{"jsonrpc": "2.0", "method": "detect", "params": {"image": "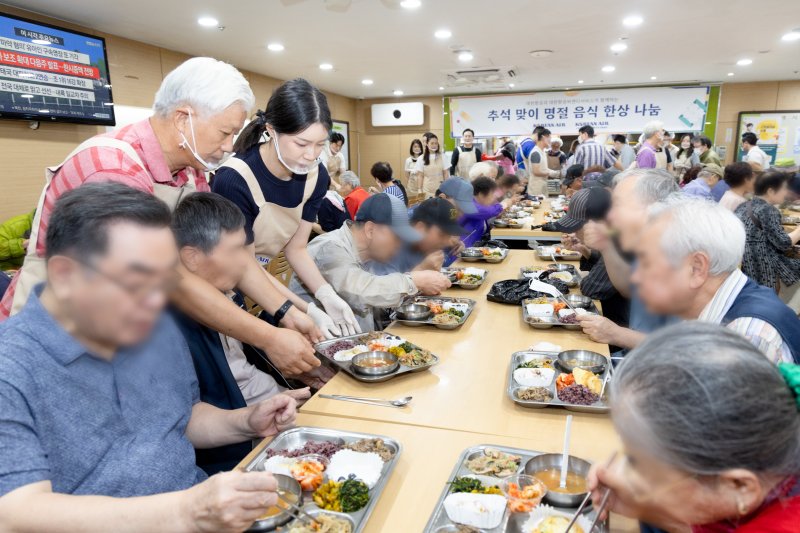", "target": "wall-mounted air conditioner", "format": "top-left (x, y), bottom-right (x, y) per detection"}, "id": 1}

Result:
top-left (371, 102), bottom-right (424, 127)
